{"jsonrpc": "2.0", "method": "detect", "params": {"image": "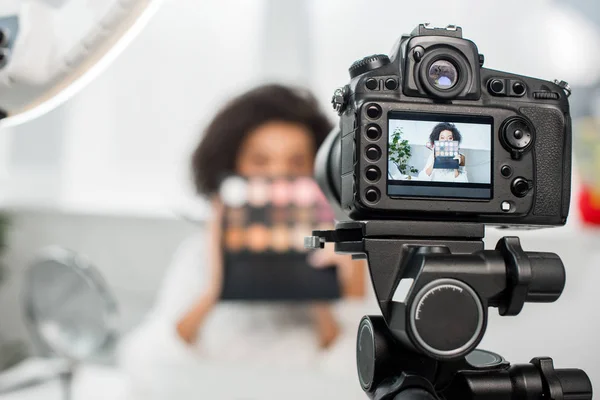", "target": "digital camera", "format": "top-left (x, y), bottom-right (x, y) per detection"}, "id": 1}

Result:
top-left (316, 24), bottom-right (572, 226)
